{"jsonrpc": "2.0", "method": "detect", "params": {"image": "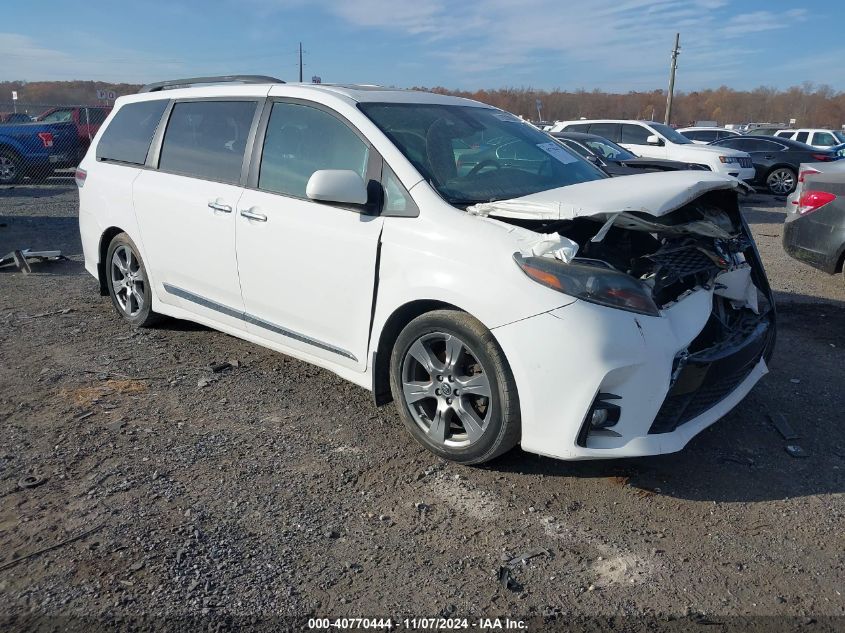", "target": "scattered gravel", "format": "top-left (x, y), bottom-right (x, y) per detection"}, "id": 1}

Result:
top-left (1, 183), bottom-right (844, 628)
